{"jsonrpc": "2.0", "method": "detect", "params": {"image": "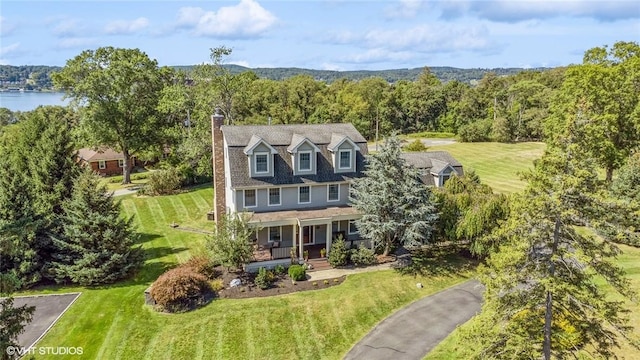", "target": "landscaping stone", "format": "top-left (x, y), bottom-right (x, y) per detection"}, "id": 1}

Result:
top-left (144, 287), bottom-right (155, 305)
top-left (230, 278), bottom-right (242, 287)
